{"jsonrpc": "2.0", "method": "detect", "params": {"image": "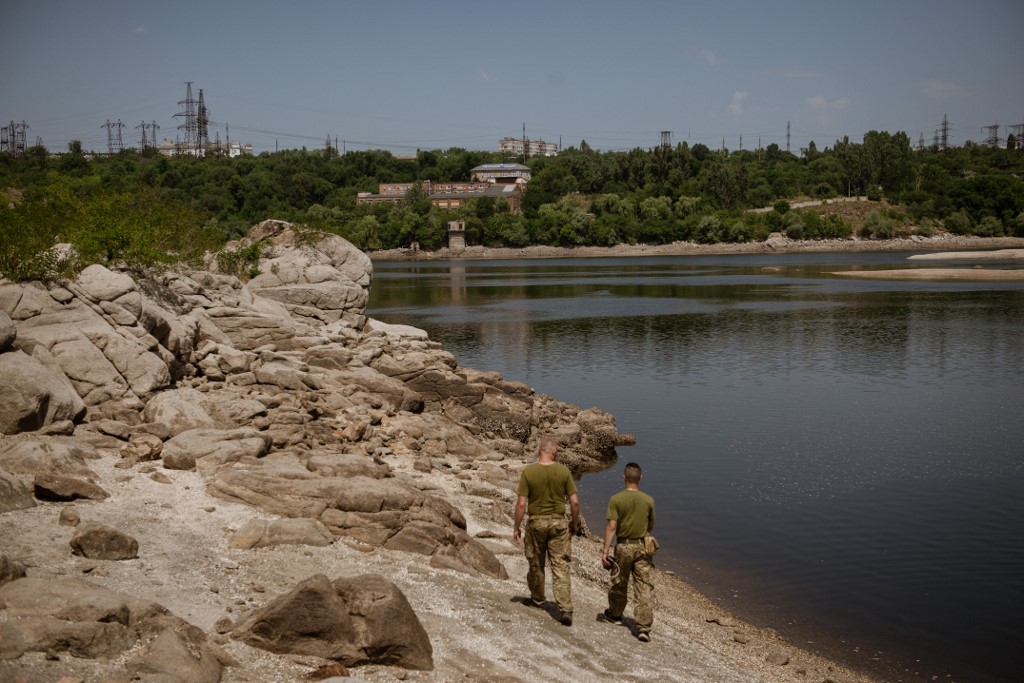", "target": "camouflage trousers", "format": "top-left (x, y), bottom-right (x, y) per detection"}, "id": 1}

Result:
top-left (524, 516), bottom-right (573, 614)
top-left (608, 541), bottom-right (654, 630)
